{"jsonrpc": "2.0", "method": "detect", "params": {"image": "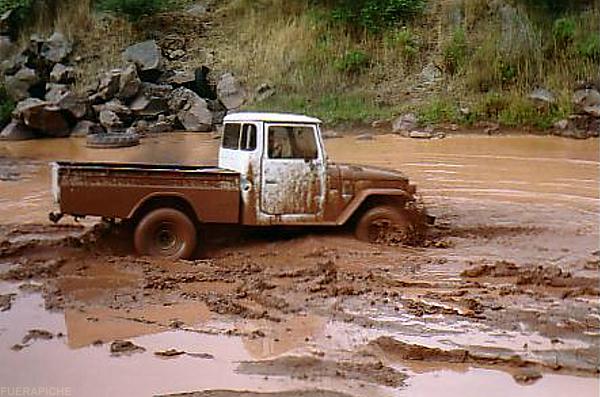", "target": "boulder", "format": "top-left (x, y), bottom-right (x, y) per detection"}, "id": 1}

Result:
top-left (163, 69), bottom-right (195, 87)
top-left (1, 52), bottom-right (26, 75)
top-left (49, 63), bottom-right (75, 84)
top-left (40, 32), bottom-right (72, 63)
top-left (71, 120), bottom-right (103, 137)
top-left (55, 91), bottom-right (88, 120)
top-left (45, 83), bottom-right (69, 102)
top-left (118, 63), bottom-right (142, 101)
top-left (14, 98), bottom-right (70, 137)
top-left (168, 87), bottom-right (212, 132)
top-left (409, 130), bottom-right (434, 139)
top-left (147, 115), bottom-right (175, 133)
top-left (4, 67), bottom-right (39, 101)
top-left (553, 119), bottom-right (569, 130)
top-left (0, 35), bottom-right (14, 60)
top-left (392, 113), bottom-right (417, 133)
top-left (573, 89), bottom-right (600, 109)
top-left (94, 69), bottom-right (121, 101)
top-left (122, 40), bottom-right (162, 81)
top-left (94, 99), bottom-right (131, 119)
top-left (130, 94), bottom-right (168, 117)
top-left (99, 110), bottom-right (122, 131)
top-left (216, 72), bottom-right (246, 110)
top-left (529, 88), bottom-right (556, 106)
top-left (584, 105), bottom-right (600, 118)
top-left (0, 120), bottom-right (38, 141)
